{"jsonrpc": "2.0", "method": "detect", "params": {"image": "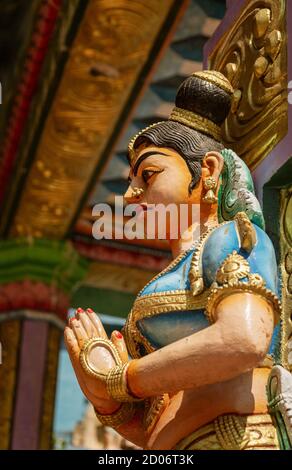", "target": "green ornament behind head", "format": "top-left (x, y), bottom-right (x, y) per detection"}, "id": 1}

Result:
top-left (218, 148), bottom-right (265, 230)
